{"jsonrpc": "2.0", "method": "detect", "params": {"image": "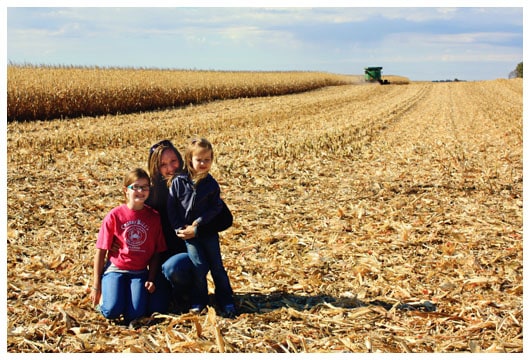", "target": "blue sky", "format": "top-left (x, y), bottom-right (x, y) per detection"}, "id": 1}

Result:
top-left (2, 1), bottom-right (525, 81)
